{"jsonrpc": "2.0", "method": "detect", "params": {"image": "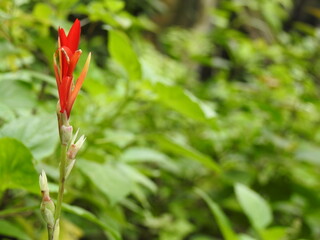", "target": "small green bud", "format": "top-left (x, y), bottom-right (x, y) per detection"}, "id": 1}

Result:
top-left (65, 159), bottom-right (76, 179)
top-left (67, 128), bottom-right (86, 159)
top-left (40, 197), bottom-right (55, 229)
top-left (53, 219), bottom-right (60, 240)
top-left (39, 170), bottom-right (49, 194)
top-left (61, 125), bottom-right (73, 145)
